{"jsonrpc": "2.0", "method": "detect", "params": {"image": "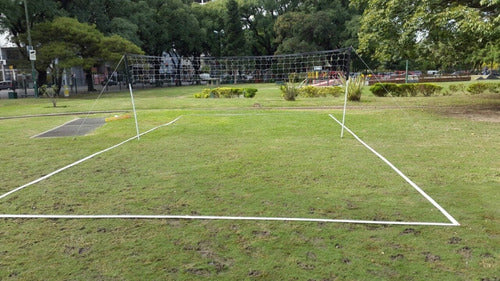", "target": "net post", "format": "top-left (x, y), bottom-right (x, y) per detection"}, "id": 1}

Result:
top-left (340, 47), bottom-right (352, 138)
top-left (124, 54), bottom-right (140, 140)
